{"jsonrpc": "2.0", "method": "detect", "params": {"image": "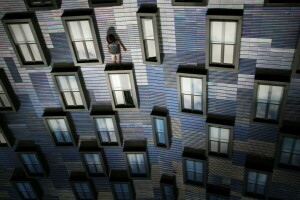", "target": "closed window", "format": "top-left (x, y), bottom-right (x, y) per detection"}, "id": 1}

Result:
top-left (255, 84), bottom-right (284, 121)
top-left (113, 183), bottom-right (131, 200)
top-left (94, 118), bottom-right (117, 144)
top-left (73, 183), bottom-right (93, 200)
top-left (246, 171), bottom-right (268, 196)
top-left (20, 154), bottom-right (43, 175)
top-left (0, 84), bottom-right (11, 110)
top-left (180, 77), bottom-right (203, 112)
top-left (279, 137), bottom-right (300, 167)
top-left (127, 154), bottom-right (146, 176)
top-left (16, 182), bottom-right (37, 200)
top-left (47, 118), bottom-right (72, 145)
top-left (141, 18), bottom-right (156, 62)
top-left (185, 159), bottom-right (203, 184)
top-left (153, 118), bottom-right (166, 146)
top-left (210, 21), bottom-right (237, 66)
top-left (109, 74), bottom-right (134, 108)
top-left (56, 76), bottom-right (84, 108)
top-left (83, 153), bottom-right (104, 175)
top-left (208, 126), bottom-right (230, 156)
